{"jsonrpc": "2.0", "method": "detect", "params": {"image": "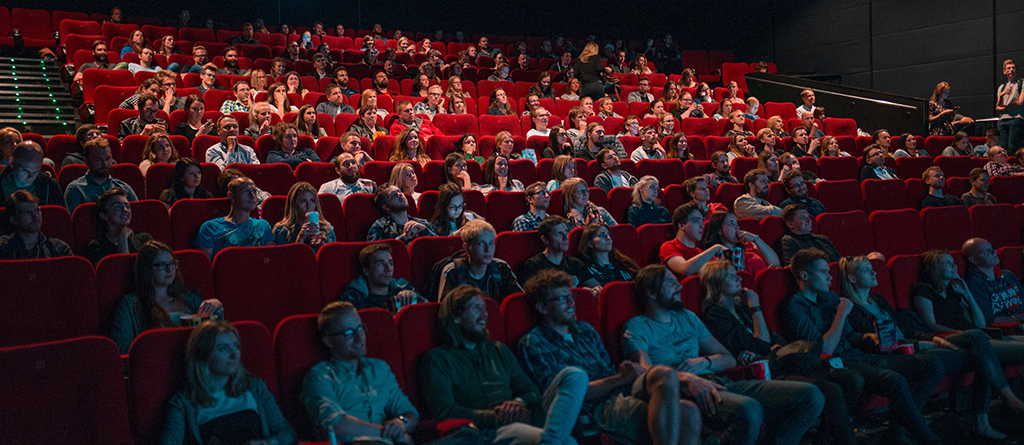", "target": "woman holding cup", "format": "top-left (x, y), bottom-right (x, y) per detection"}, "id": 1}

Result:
top-left (273, 182), bottom-right (336, 251)
top-left (699, 260), bottom-right (859, 445)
